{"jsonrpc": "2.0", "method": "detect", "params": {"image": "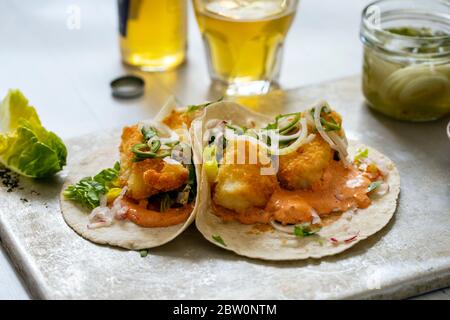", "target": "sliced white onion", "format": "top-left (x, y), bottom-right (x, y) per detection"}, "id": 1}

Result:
top-left (276, 127), bottom-right (303, 142)
top-left (270, 221), bottom-right (296, 234)
top-left (163, 157), bottom-right (182, 165)
top-left (139, 119), bottom-right (179, 142)
top-left (372, 182), bottom-right (389, 197)
top-left (313, 102), bottom-right (337, 148)
top-left (87, 187), bottom-right (128, 229)
top-left (312, 102), bottom-right (350, 166)
top-left (176, 189), bottom-right (190, 205)
top-left (87, 206), bottom-right (113, 229)
top-left (225, 118), bottom-right (315, 157)
top-left (328, 131), bottom-right (349, 159)
top-left (171, 149), bottom-right (183, 163)
top-left (311, 209), bottom-right (321, 225)
top-left (304, 111), bottom-right (315, 127)
top-left (159, 144), bottom-right (172, 150)
top-left (277, 115), bottom-right (299, 132)
top-left (111, 187), bottom-right (129, 220)
top-left (271, 118), bottom-right (311, 155)
top-left (87, 221), bottom-right (113, 229)
top-left (276, 134), bottom-right (316, 156)
top-left (159, 137), bottom-right (178, 145)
